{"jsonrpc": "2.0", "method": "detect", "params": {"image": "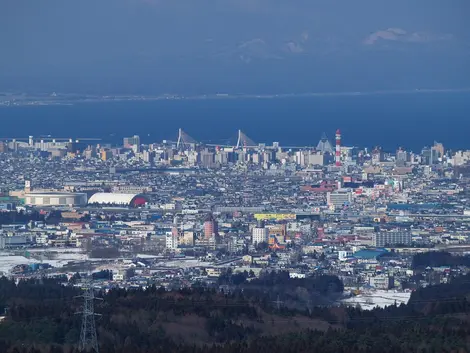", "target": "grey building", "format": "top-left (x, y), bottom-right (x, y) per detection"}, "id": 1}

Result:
top-left (327, 189), bottom-right (352, 209)
top-left (374, 231), bottom-right (412, 247)
top-left (0, 235), bottom-right (28, 249)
